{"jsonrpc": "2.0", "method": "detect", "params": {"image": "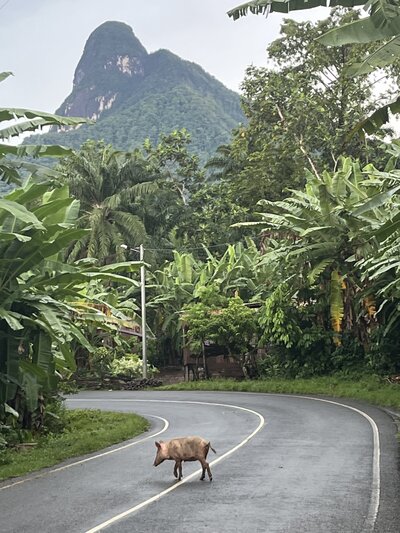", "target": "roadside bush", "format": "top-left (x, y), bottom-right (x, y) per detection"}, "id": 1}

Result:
top-left (258, 286), bottom-right (333, 378)
top-left (257, 330), bottom-right (331, 379)
top-left (367, 328), bottom-right (400, 375)
top-left (89, 346), bottom-right (114, 377)
top-left (58, 379), bottom-right (79, 394)
top-left (110, 354), bottom-right (159, 378)
top-left (256, 349), bottom-right (287, 378)
top-left (0, 417), bottom-right (32, 449)
top-left (41, 396), bottom-right (68, 436)
top-left (110, 354), bottom-right (142, 378)
top-left (330, 332), bottom-right (366, 374)
top-left (0, 390), bottom-right (70, 451)
top-left (258, 284), bottom-right (301, 349)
